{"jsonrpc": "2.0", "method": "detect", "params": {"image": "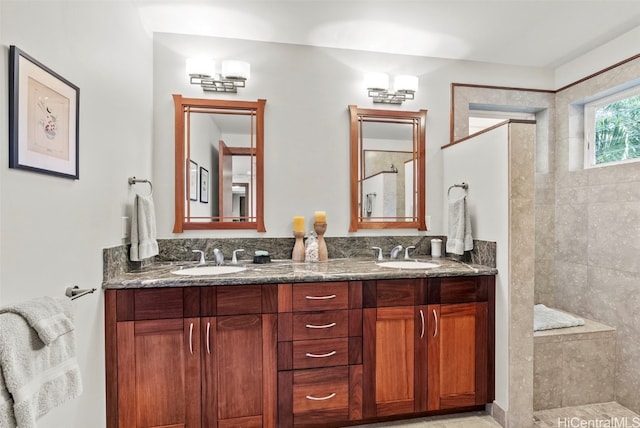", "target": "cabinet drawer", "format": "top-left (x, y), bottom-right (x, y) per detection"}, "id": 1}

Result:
top-left (292, 338), bottom-right (349, 369)
top-left (292, 282), bottom-right (349, 312)
top-left (293, 366), bottom-right (349, 413)
top-left (292, 311), bottom-right (349, 340)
